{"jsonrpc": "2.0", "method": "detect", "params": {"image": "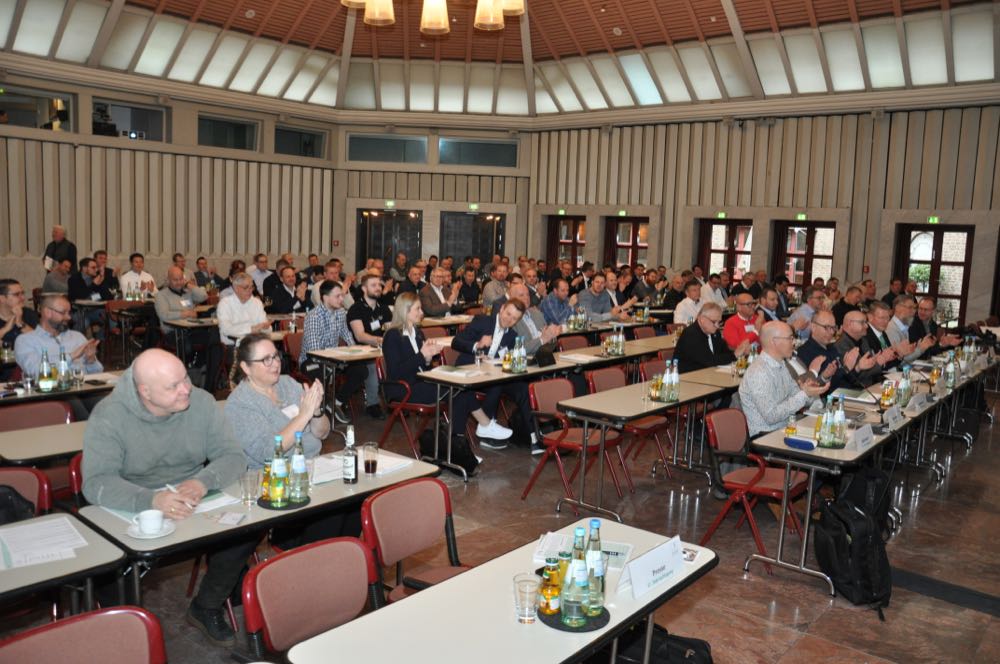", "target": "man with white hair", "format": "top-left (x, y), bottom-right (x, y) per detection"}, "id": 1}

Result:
top-left (217, 272), bottom-right (270, 346)
top-left (43, 224), bottom-right (77, 273)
